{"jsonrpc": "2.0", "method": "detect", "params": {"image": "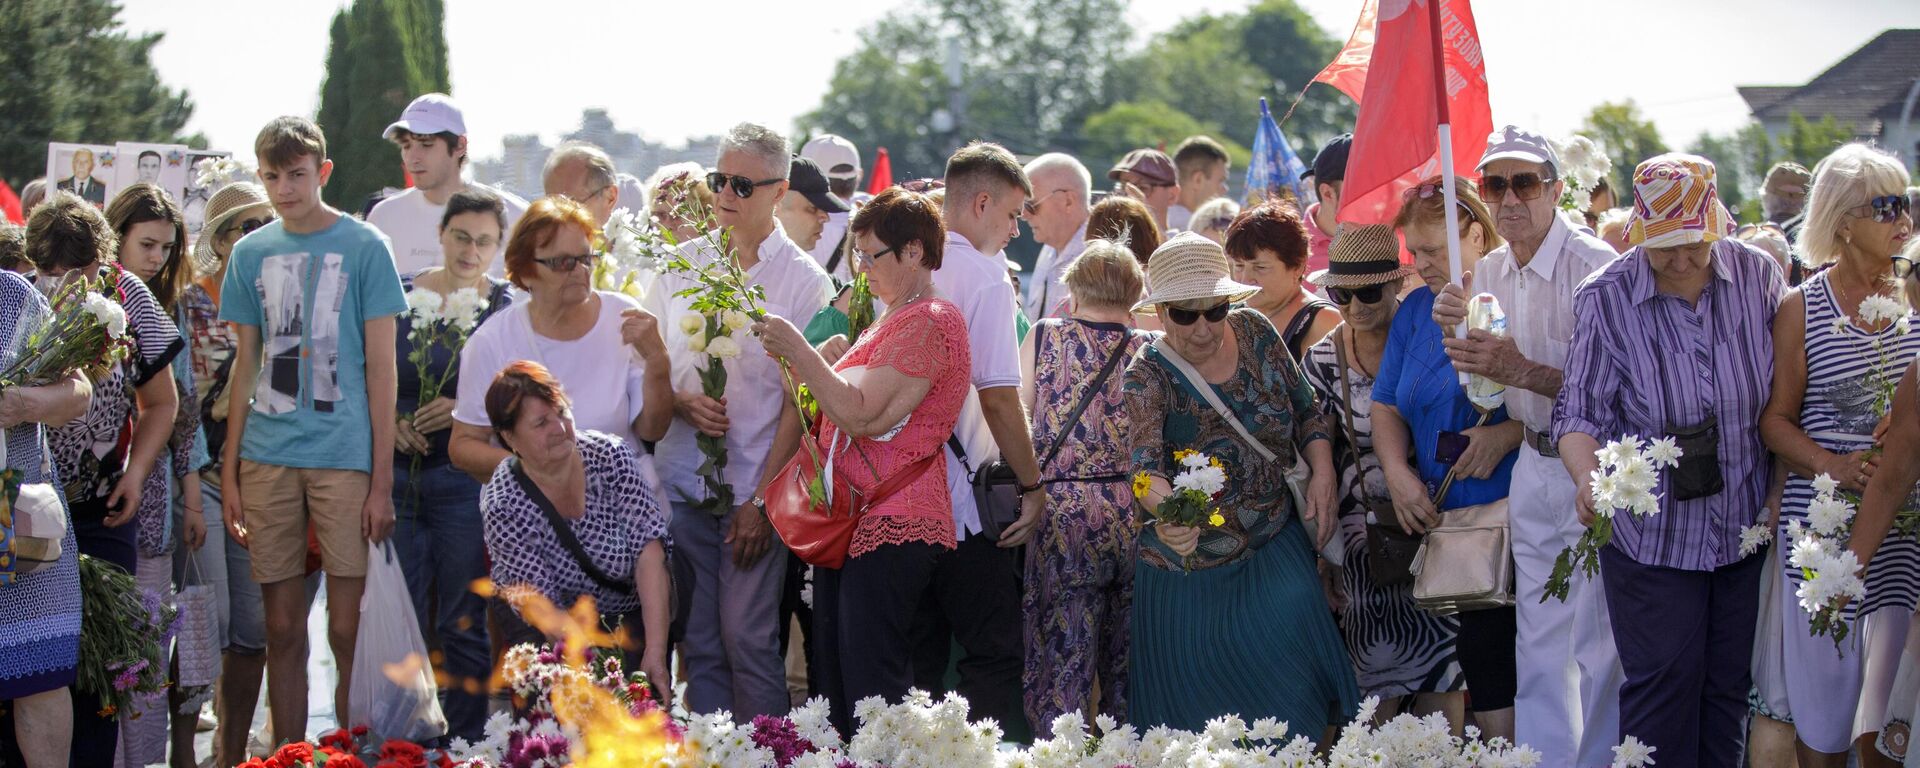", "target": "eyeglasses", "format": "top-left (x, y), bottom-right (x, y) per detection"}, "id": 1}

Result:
top-left (229, 216), bottom-right (274, 237)
top-left (1851, 194), bottom-right (1913, 224)
top-left (705, 172), bottom-right (783, 199)
top-left (1202, 217), bottom-right (1236, 232)
top-left (1327, 284), bottom-right (1388, 305)
top-left (533, 251), bottom-right (601, 272)
top-left (1478, 172), bottom-right (1555, 203)
top-left (900, 178), bottom-right (945, 193)
top-left (1023, 189), bottom-right (1070, 216)
top-left (1896, 255), bottom-right (1916, 279)
top-left (1733, 223), bottom-right (1786, 239)
top-left (1164, 301), bottom-right (1231, 326)
top-left (446, 230), bottom-right (498, 250)
top-left (853, 245), bottom-right (897, 265)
